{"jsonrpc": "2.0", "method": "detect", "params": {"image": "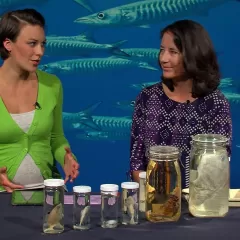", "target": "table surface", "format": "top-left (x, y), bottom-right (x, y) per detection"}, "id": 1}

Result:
top-left (1, 192), bottom-right (239, 240)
